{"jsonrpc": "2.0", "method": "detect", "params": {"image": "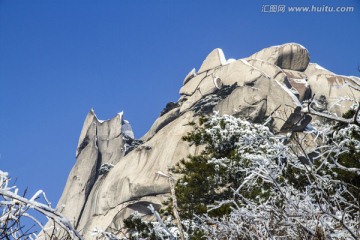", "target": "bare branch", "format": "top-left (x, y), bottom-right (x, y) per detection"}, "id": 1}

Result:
top-left (0, 189), bottom-right (83, 240)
